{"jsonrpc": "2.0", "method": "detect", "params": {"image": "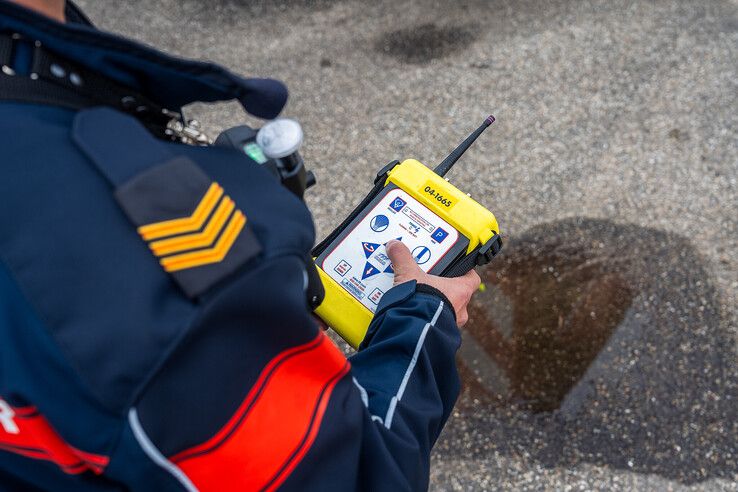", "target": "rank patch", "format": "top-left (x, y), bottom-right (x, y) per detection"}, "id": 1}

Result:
top-left (139, 183), bottom-right (246, 273)
top-left (115, 157), bottom-right (262, 297)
